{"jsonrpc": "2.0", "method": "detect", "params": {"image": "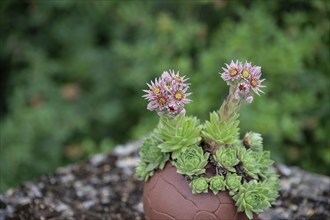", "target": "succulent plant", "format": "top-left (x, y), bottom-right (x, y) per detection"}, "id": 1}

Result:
top-left (237, 147), bottom-right (261, 179)
top-left (173, 145), bottom-right (209, 177)
top-left (257, 151), bottom-right (274, 172)
top-left (156, 115), bottom-right (202, 158)
top-left (140, 135), bottom-right (169, 171)
top-left (189, 177), bottom-right (209, 194)
top-left (139, 63), bottom-right (280, 218)
top-left (243, 131), bottom-right (263, 151)
top-left (225, 173), bottom-right (242, 196)
top-left (213, 147), bottom-right (239, 172)
top-left (135, 161), bottom-right (154, 181)
top-left (261, 172), bottom-right (280, 203)
top-left (202, 102), bottom-right (240, 145)
top-left (209, 175), bottom-right (226, 195)
top-left (233, 180), bottom-right (273, 220)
